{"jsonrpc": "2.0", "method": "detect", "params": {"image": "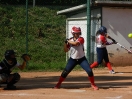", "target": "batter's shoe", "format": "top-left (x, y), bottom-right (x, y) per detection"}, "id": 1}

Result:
top-left (4, 85), bottom-right (16, 90)
top-left (54, 86), bottom-right (60, 89)
top-left (88, 76), bottom-right (99, 90)
top-left (91, 84), bottom-right (99, 90)
top-left (54, 83), bottom-right (61, 89)
top-left (110, 70), bottom-right (115, 74)
top-left (54, 76), bottom-right (65, 89)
